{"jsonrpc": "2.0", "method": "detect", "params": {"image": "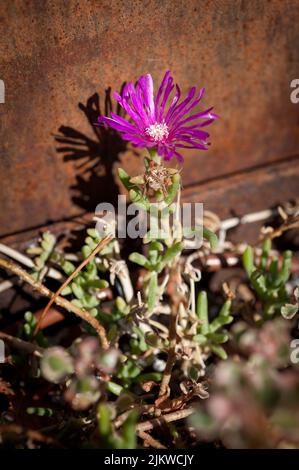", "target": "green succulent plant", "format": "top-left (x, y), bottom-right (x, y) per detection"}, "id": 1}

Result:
top-left (193, 291), bottom-right (233, 360)
top-left (242, 239), bottom-right (292, 317)
top-left (97, 404), bottom-right (138, 449)
top-left (22, 311), bottom-right (48, 347)
top-left (27, 231), bottom-right (56, 280)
